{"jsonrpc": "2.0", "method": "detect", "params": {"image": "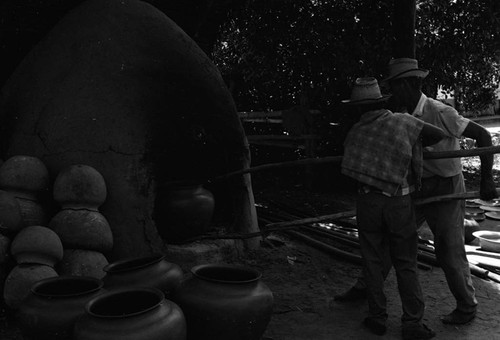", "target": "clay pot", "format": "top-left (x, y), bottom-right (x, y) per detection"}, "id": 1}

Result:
top-left (11, 226), bottom-right (63, 267)
top-left (171, 264), bottom-right (274, 340)
top-left (49, 209), bottom-right (113, 253)
top-left (0, 233), bottom-right (11, 264)
top-left (16, 276), bottom-right (104, 340)
top-left (3, 264), bottom-right (58, 309)
top-left (0, 155), bottom-right (49, 199)
top-left (53, 164), bottom-right (107, 210)
top-left (16, 197), bottom-right (48, 227)
top-left (0, 190), bottom-right (23, 235)
top-left (103, 254), bottom-right (183, 296)
top-left (57, 249), bottom-right (108, 279)
top-left (155, 184), bottom-right (214, 243)
top-left (74, 288), bottom-right (186, 340)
